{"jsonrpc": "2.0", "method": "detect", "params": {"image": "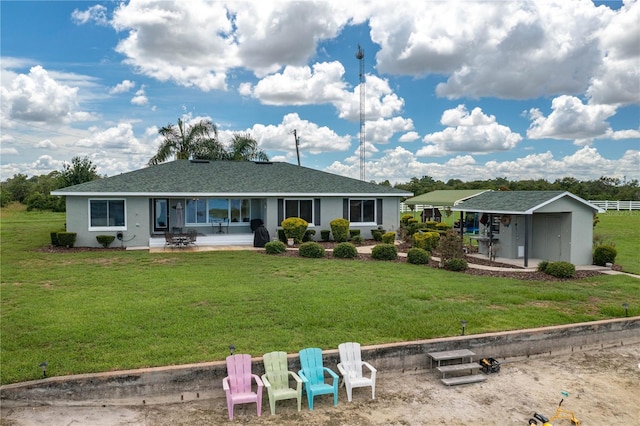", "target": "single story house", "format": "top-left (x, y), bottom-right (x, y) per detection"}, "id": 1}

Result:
top-left (451, 191), bottom-right (604, 266)
top-left (51, 160), bottom-right (412, 249)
